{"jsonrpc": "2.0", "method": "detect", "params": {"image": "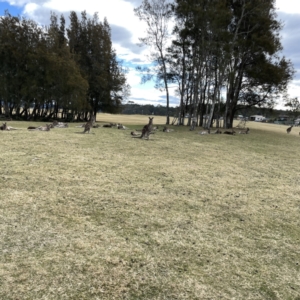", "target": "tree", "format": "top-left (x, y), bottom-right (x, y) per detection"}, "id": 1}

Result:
top-left (284, 96), bottom-right (300, 119)
top-left (134, 0), bottom-right (173, 124)
top-left (222, 0), bottom-right (294, 128)
top-left (67, 12), bottom-right (129, 120)
top-left (169, 0), bottom-right (231, 127)
top-left (0, 11), bottom-right (89, 120)
top-left (167, 0), bottom-right (294, 128)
